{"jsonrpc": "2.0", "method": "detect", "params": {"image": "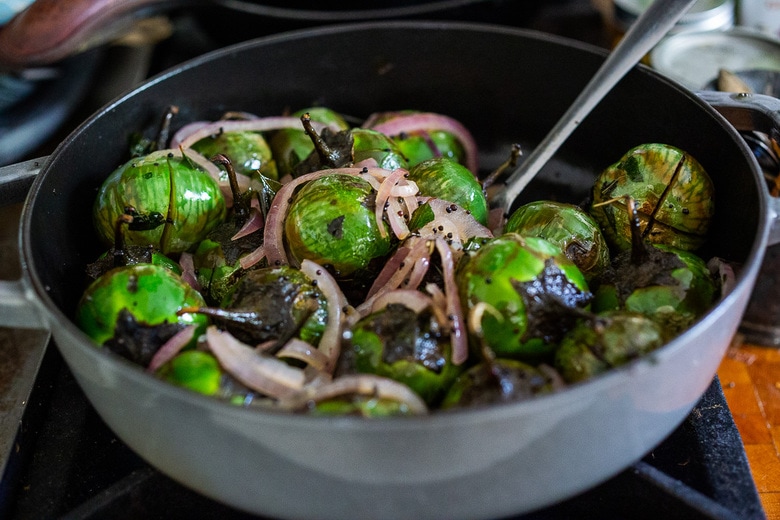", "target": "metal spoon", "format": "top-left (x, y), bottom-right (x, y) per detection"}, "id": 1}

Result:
top-left (492, 0), bottom-right (698, 215)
